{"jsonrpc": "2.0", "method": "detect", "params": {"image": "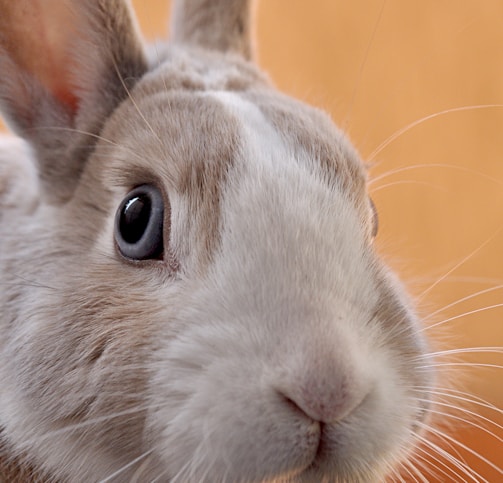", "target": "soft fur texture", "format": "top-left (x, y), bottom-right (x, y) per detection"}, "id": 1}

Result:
top-left (0, 1), bottom-right (433, 482)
